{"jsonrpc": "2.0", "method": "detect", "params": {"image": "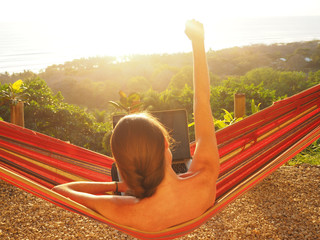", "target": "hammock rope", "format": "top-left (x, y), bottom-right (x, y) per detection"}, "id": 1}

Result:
top-left (1, 84), bottom-right (320, 239)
